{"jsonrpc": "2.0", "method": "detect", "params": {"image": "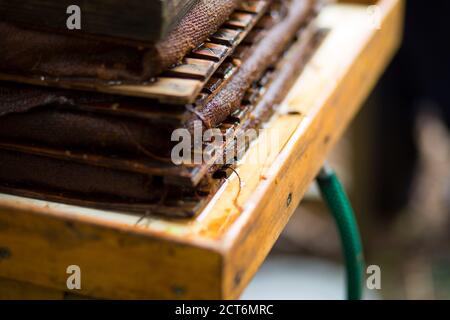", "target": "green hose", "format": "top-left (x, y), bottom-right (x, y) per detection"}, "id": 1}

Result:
top-left (316, 165), bottom-right (365, 300)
